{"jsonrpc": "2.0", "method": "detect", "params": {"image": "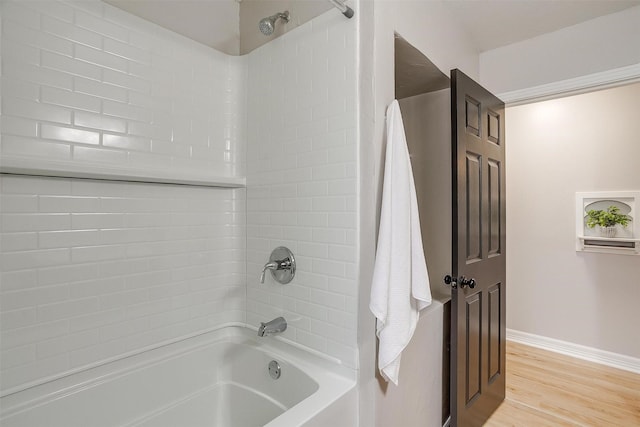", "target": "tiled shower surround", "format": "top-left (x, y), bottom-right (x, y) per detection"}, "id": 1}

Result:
top-left (0, 1), bottom-right (358, 392)
top-left (0, 0), bottom-right (245, 178)
top-left (0, 176), bottom-right (246, 392)
top-left (245, 13), bottom-right (358, 367)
